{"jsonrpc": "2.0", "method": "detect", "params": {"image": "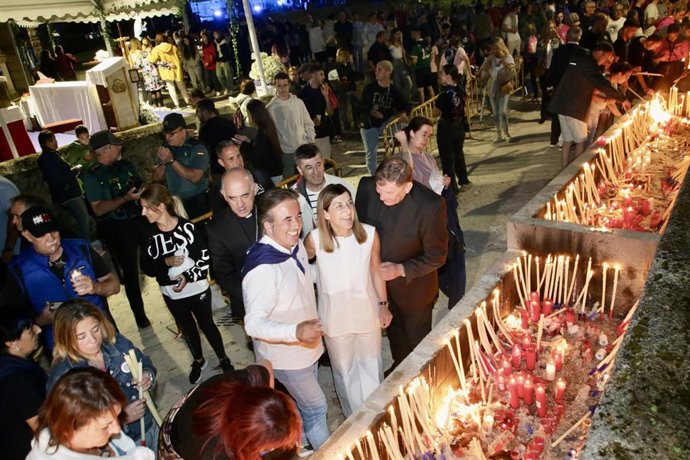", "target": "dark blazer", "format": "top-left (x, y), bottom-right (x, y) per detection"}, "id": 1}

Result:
top-left (547, 43), bottom-right (584, 88)
top-left (206, 206), bottom-right (259, 310)
top-left (37, 150), bottom-right (81, 204)
top-left (355, 177), bottom-right (449, 310)
top-left (548, 49), bottom-right (624, 122)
